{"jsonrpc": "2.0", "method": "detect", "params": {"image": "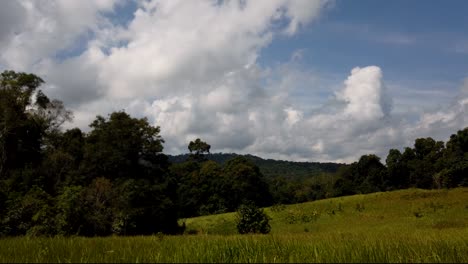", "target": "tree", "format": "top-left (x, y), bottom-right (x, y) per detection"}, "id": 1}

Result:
top-left (79, 111), bottom-right (182, 235)
top-left (436, 127), bottom-right (468, 188)
top-left (386, 149), bottom-right (410, 190)
top-left (333, 155), bottom-right (386, 195)
top-left (409, 138), bottom-right (445, 188)
top-left (112, 177), bottom-right (181, 235)
top-left (0, 186), bottom-right (56, 236)
top-left (81, 111), bottom-right (165, 181)
top-left (222, 156), bottom-right (273, 211)
top-left (0, 70), bottom-right (71, 186)
top-left (188, 138), bottom-right (211, 155)
top-left (188, 138), bottom-right (210, 162)
top-left (356, 154), bottom-right (387, 193)
top-left (0, 71), bottom-right (45, 178)
top-left (236, 201), bottom-right (271, 234)
top-left (55, 185), bottom-right (86, 236)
